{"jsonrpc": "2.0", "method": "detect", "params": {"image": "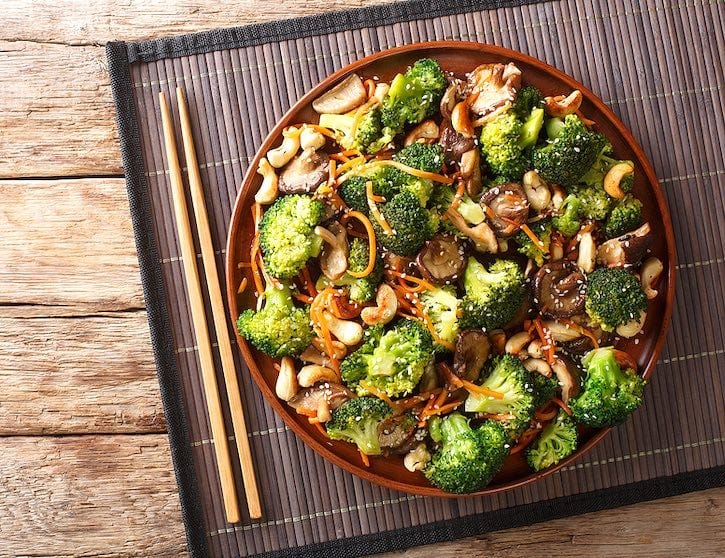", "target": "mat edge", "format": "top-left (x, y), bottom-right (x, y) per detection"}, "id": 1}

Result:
top-left (105, 40), bottom-right (209, 558)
